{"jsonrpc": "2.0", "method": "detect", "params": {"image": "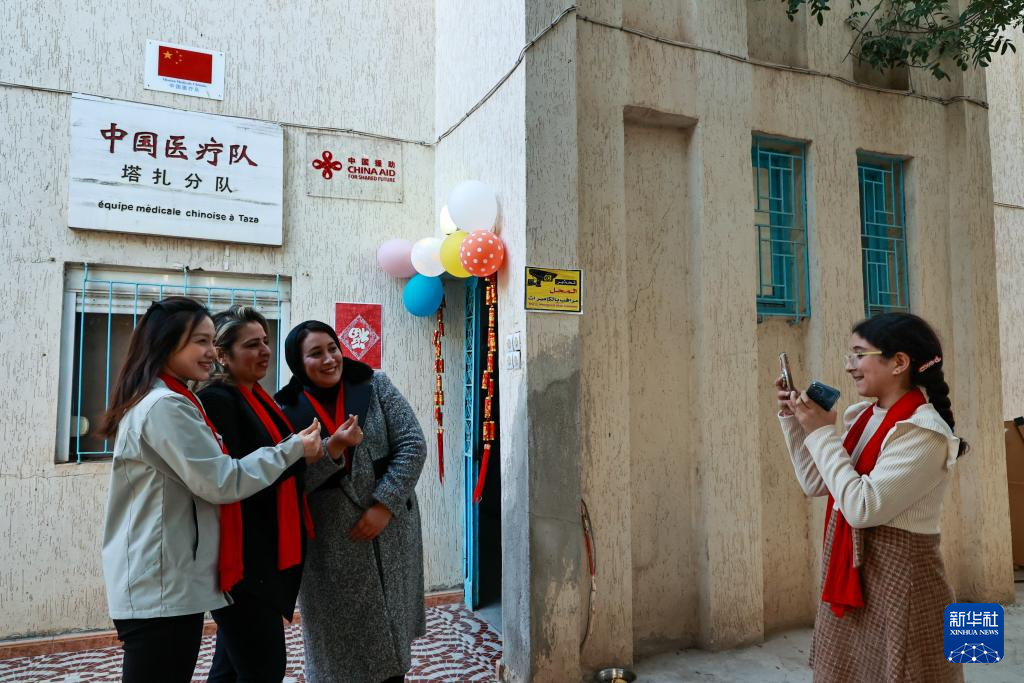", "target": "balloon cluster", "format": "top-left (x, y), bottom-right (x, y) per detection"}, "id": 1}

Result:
top-left (378, 181), bottom-right (507, 317)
